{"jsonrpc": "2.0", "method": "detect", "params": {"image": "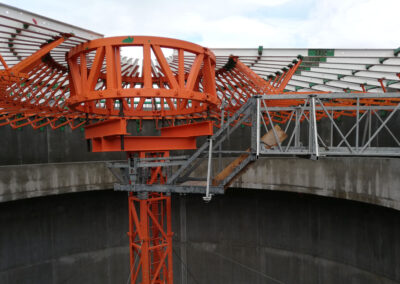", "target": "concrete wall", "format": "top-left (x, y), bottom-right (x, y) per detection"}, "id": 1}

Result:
top-left (0, 120), bottom-right (160, 166)
top-left (0, 125), bottom-right (123, 165)
top-left (0, 119), bottom-right (252, 166)
top-left (0, 161), bottom-right (114, 202)
top-left (231, 157), bottom-right (400, 211)
top-left (2, 157), bottom-right (400, 211)
top-left (0, 191), bottom-right (129, 284)
top-left (0, 189), bottom-right (399, 284)
top-left (174, 190), bottom-right (400, 284)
